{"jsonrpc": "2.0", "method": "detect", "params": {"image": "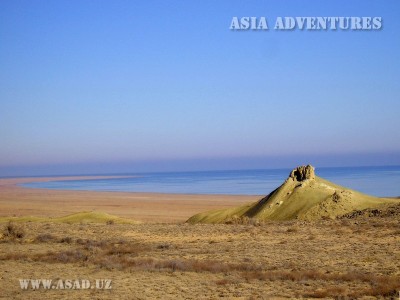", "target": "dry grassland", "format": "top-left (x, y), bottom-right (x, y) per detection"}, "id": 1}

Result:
top-left (1, 206), bottom-right (399, 299)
